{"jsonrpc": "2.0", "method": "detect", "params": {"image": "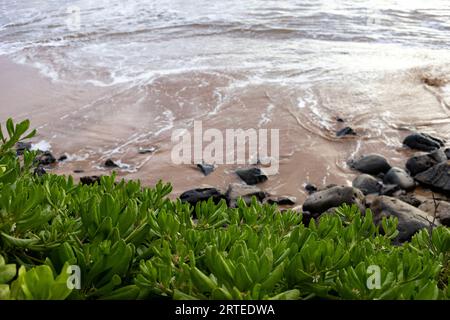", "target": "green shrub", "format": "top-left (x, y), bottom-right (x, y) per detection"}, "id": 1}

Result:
top-left (0, 118), bottom-right (448, 300)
